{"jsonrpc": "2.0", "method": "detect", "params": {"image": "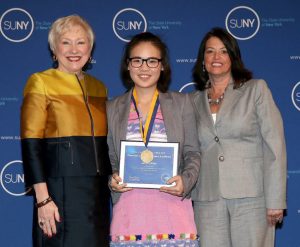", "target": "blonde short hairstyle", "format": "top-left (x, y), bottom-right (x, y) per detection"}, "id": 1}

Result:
top-left (48, 15), bottom-right (94, 53)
